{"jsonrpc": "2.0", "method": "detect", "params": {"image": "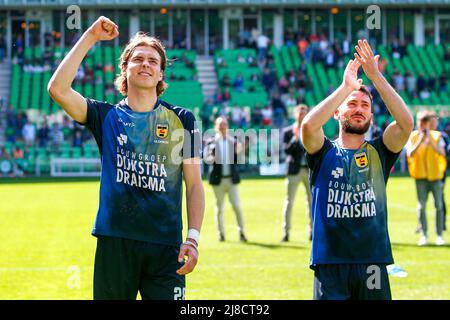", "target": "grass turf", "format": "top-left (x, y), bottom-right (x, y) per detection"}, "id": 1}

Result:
top-left (0, 177), bottom-right (448, 299)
